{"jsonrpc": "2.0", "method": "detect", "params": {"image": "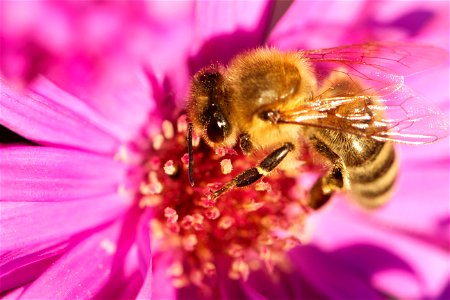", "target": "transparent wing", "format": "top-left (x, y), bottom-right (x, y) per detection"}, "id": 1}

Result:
top-left (274, 42), bottom-right (448, 144)
top-left (302, 42), bottom-right (448, 81)
top-left (278, 83), bottom-right (449, 144)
